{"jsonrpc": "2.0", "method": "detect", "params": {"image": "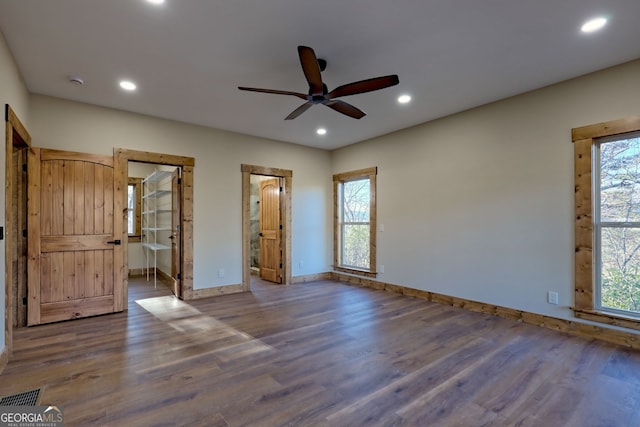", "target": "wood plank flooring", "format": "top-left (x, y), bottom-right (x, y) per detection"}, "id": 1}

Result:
top-left (1, 277), bottom-right (640, 426)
